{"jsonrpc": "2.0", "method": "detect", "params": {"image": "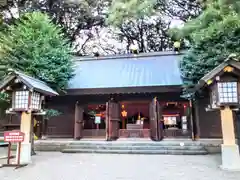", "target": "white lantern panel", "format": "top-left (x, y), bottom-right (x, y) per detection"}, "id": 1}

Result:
top-left (31, 92), bottom-right (41, 110)
top-left (14, 91), bottom-right (29, 109)
top-left (218, 82), bottom-right (238, 103)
